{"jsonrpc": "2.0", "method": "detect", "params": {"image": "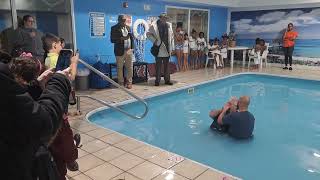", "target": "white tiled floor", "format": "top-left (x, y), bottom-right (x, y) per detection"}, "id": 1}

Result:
top-left (92, 146), bottom-right (126, 162)
top-left (127, 161), bottom-right (165, 180)
top-left (98, 132), bottom-right (128, 145)
top-left (109, 153), bottom-right (145, 171)
top-left (130, 145), bottom-right (164, 160)
top-left (171, 160), bottom-right (208, 179)
top-left (80, 140), bottom-right (109, 153)
top-left (85, 163), bottom-right (123, 180)
top-left (153, 170), bottom-right (189, 180)
top-left (147, 151), bottom-right (184, 169)
top-left (77, 154), bottom-right (105, 172)
top-left (86, 128), bottom-right (114, 138)
top-left (111, 173), bottom-right (141, 180)
top-left (68, 66), bottom-right (320, 180)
